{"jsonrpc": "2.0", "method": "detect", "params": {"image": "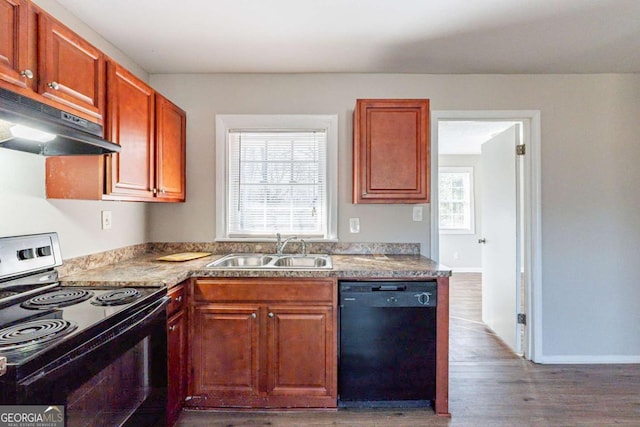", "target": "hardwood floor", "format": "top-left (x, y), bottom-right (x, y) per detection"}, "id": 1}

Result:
top-left (176, 273), bottom-right (640, 426)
